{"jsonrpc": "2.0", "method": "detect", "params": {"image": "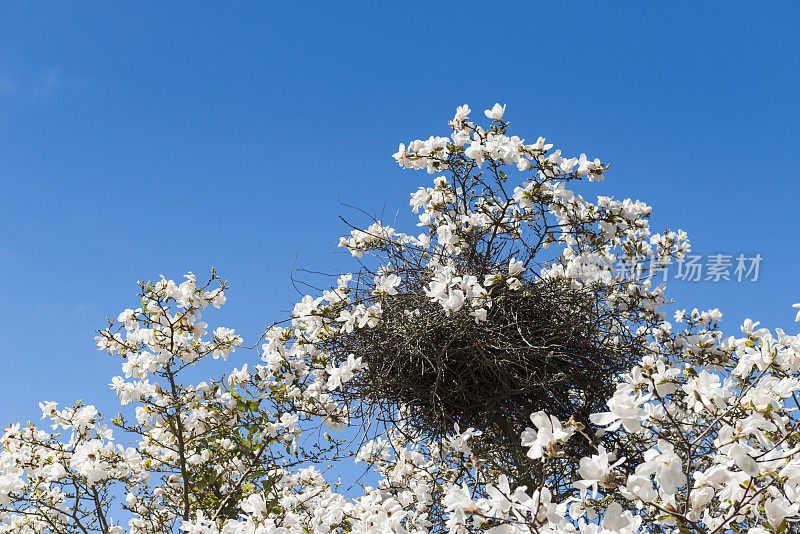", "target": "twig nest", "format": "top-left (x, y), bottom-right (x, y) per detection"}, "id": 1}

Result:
top-left (329, 277), bottom-right (641, 462)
